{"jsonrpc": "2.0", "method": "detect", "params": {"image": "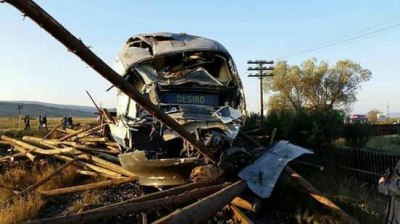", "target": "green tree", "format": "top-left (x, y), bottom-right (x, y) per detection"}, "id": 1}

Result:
top-left (266, 58), bottom-right (372, 113)
top-left (366, 109), bottom-right (380, 123)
